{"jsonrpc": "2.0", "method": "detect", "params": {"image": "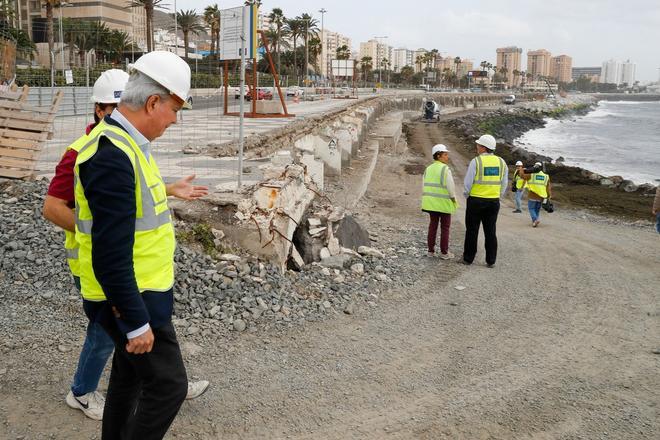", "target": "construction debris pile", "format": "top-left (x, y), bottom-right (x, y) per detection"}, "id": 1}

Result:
top-left (0, 179), bottom-right (420, 340)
